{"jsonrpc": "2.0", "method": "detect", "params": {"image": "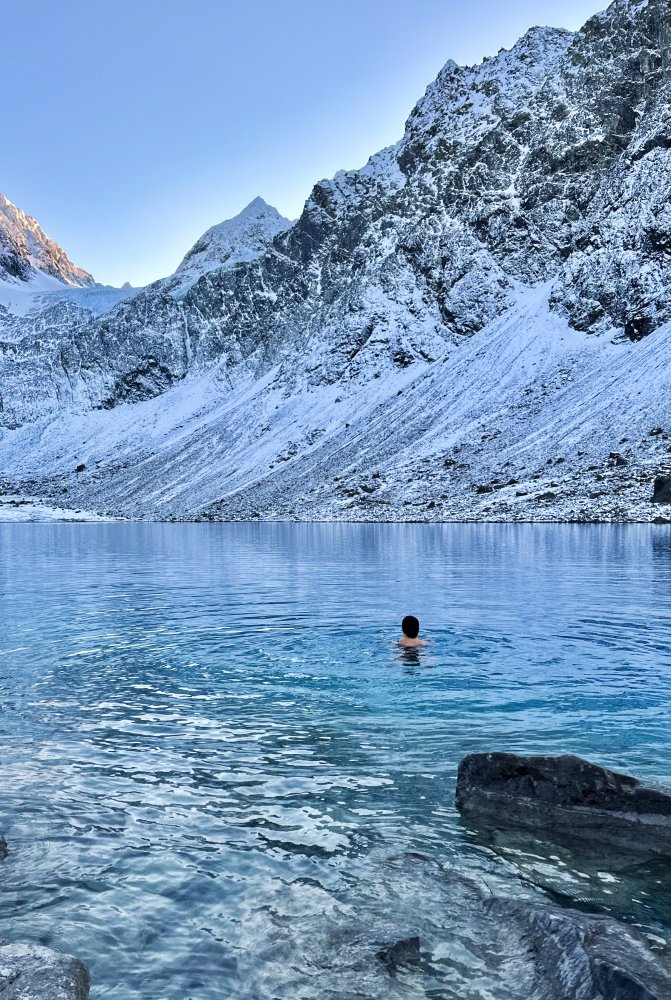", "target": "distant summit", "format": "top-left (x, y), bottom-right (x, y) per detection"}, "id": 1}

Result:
top-left (0, 192), bottom-right (93, 288)
top-left (163, 197), bottom-right (292, 297)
